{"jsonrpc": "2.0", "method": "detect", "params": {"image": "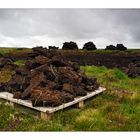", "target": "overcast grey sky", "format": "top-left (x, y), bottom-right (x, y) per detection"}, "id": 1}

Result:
top-left (0, 9), bottom-right (140, 48)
